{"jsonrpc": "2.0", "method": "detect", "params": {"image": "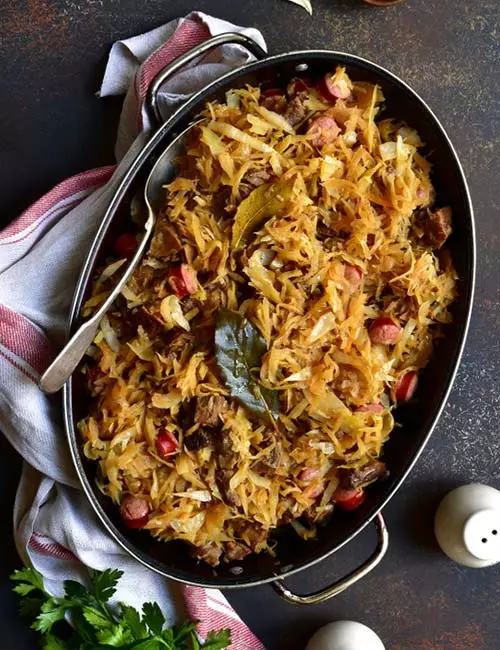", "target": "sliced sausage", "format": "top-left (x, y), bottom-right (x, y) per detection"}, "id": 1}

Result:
top-left (333, 487), bottom-right (366, 510)
top-left (114, 232), bottom-right (138, 258)
top-left (155, 429), bottom-right (178, 459)
top-left (168, 264), bottom-right (197, 299)
top-left (319, 71), bottom-right (352, 102)
top-left (287, 77), bottom-right (311, 97)
top-left (369, 317), bottom-right (401, 345)
top-left (305, 482), bottom-right (325, 499)
top-left (344, 264), bottom-right (363, 288)
top-left (120, 495), bottom-right (149, 529)
top-left (395, 371), bottom-right (418, 402)
top-left (307, 115), bottom-right (340, 148)
top-left (356, 403), bottom-right (384, 414)
top-left (298, 467), bottom-right (321, 482)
